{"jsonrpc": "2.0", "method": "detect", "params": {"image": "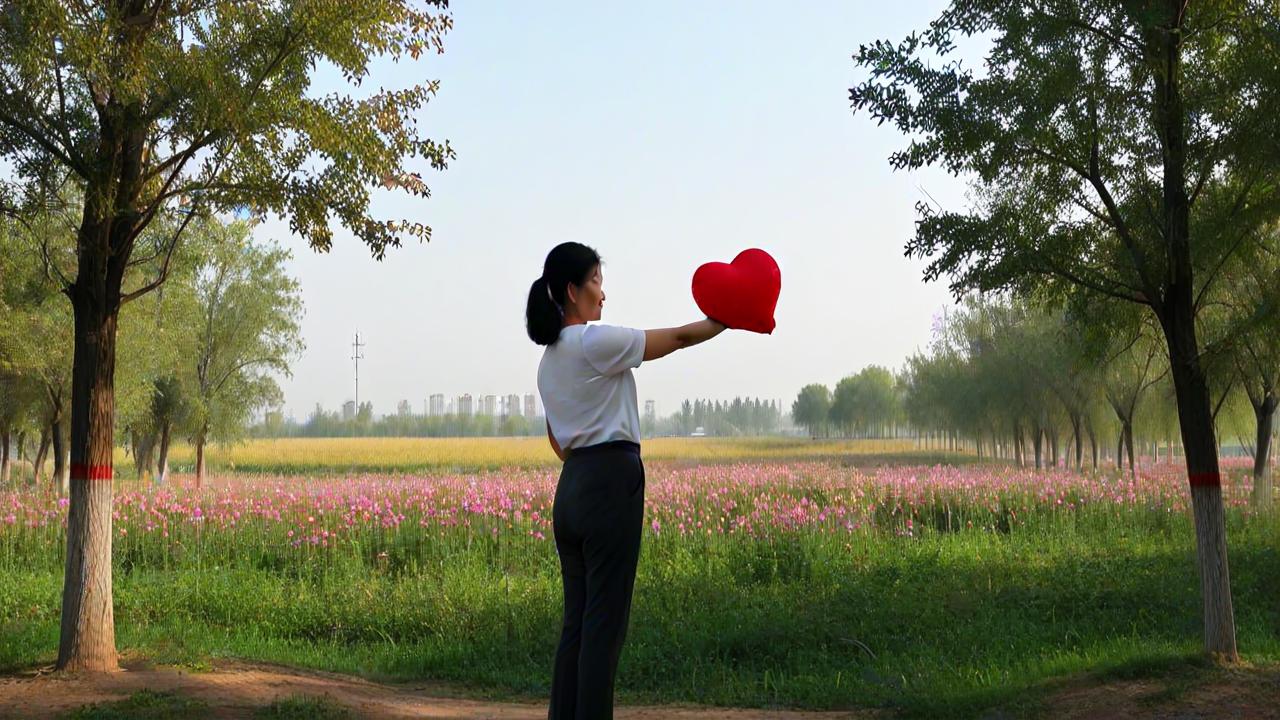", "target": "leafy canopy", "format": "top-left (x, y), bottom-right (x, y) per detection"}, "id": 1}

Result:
top-left (0, 0), bottom-right (453, 293)
top-left (849, 1), bottom-right (1280, 310)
